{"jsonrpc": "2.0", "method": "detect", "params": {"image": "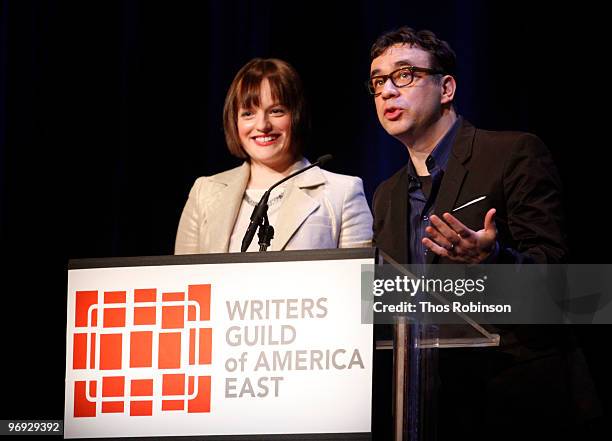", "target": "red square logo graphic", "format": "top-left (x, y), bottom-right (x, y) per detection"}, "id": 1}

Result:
top-left (75, 291), bottom-right (98, 327)
top-left (130, 400), bottom-right (152, 417)
top-left (70, 284), bottom-right (212, 418)
top-left (130, 331), bottom-right (152, 368)
top-left (74, 381), bottom-right (97, 418)
top-left (100, 334), bottom-right (122, 370)
top-left (102, 376), bottom-right (124, 397)
top-left (130, 379), bottom-right (153, 397)
top-left (134, 289), bottom-right (156, 325)
top-left (163, 374), bottom-right (185, 396)
top-left (134, 307), bottom-right (156, 325)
